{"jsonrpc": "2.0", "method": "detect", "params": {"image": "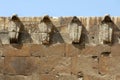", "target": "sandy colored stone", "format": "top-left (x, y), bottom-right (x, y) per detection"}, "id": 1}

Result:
top-left (116, 75), bottom-right (120, 80)
top-left (39, 56), bottom-right (71, 74)
top-left (81, 45), bottom-right (111, 56)
top-left (65, 44), bottom-right (81, 57)
top-left (5, 75), bottom-right (26, 80)
top-left (98, 53), bottom-right (110, 75)
top-left (0, 57), bottom-right (4, 74)
top-left (71, 56), bottom-right (98, 75)
top-left (4, 57), bottom-right (39, 75)
top-left (3, 44), bottom-right (31, 57)
top-left (84, 75), bottom-right (106, 80)
top-left (0, 74), bottom-right (4, 80)
top-left (109, 56), bottom-right (120, 75)
top-left (111, 44), bottom-right (120, 56)
top-left (30, 44), bottom-right (65, 57)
